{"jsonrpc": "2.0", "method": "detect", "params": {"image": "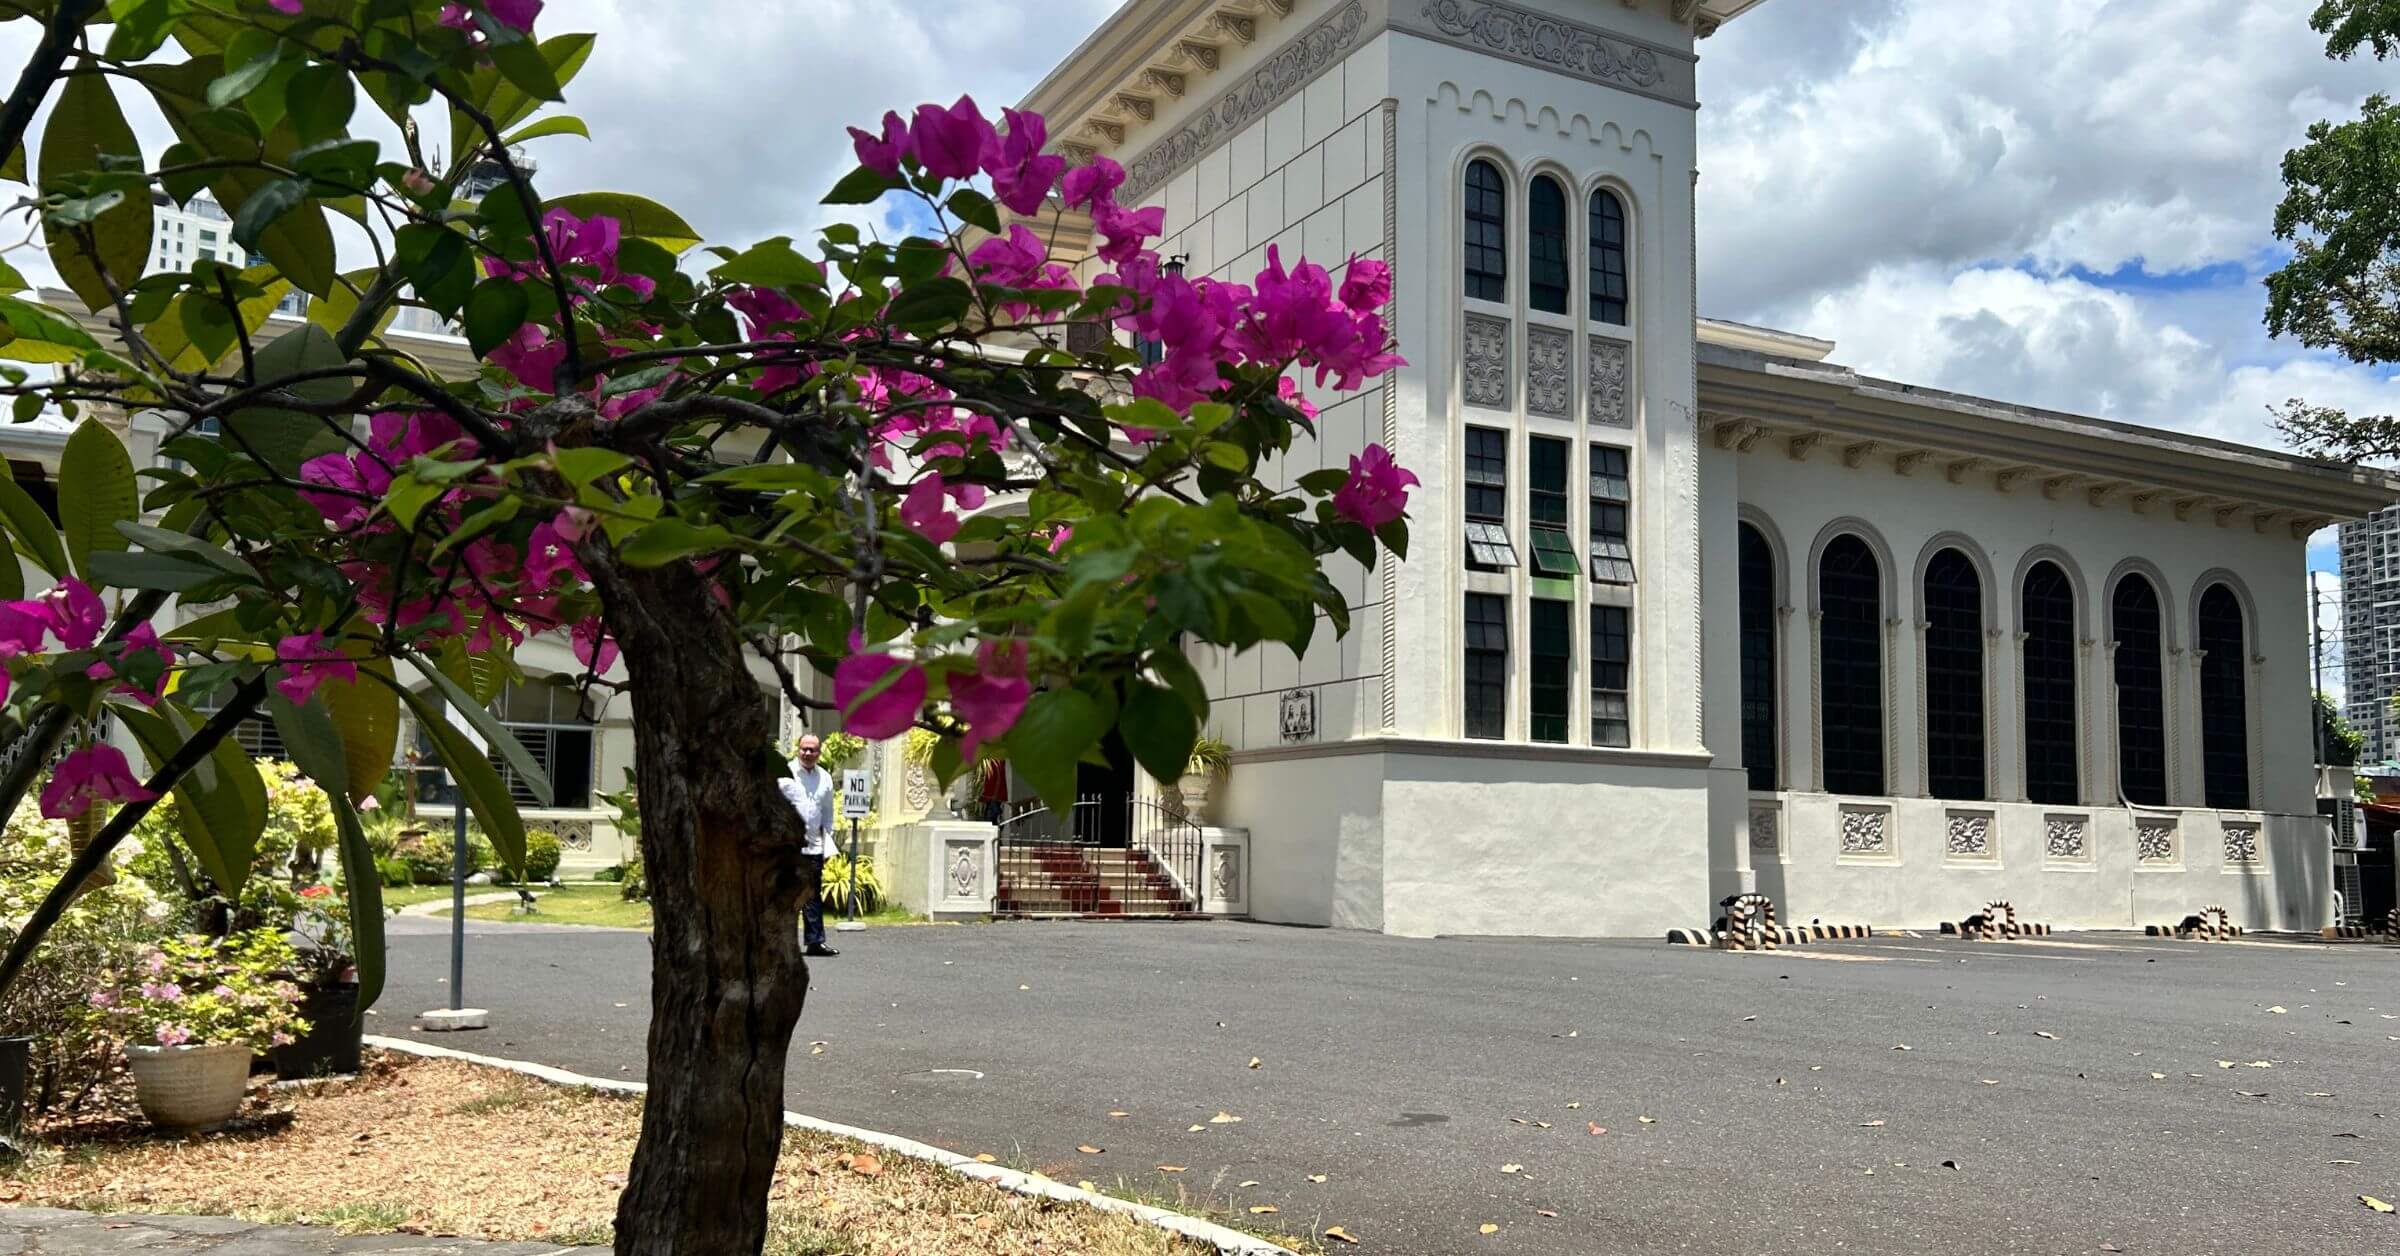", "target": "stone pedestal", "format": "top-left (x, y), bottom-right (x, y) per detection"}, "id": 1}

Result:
top-left (1199, 826), bottom-right (1250, 917)
top-left (888, 820), bottom-right (998, 919)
